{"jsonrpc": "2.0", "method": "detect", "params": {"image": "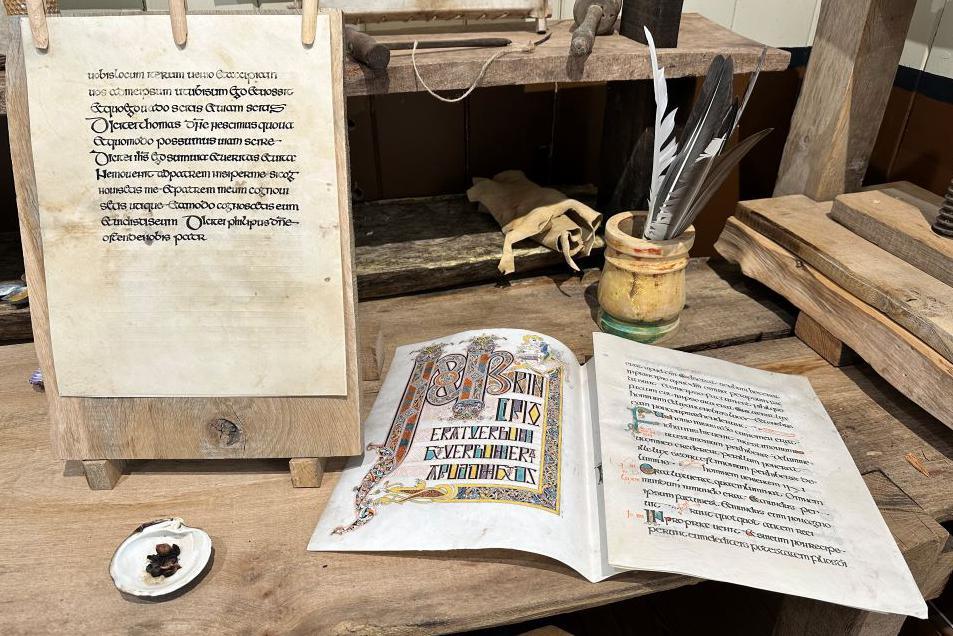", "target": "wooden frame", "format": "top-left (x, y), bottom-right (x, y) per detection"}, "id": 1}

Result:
top-left (7, 12), bottom-right (361, 486)
top-left (322, 0), bottom-right (550, 31)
